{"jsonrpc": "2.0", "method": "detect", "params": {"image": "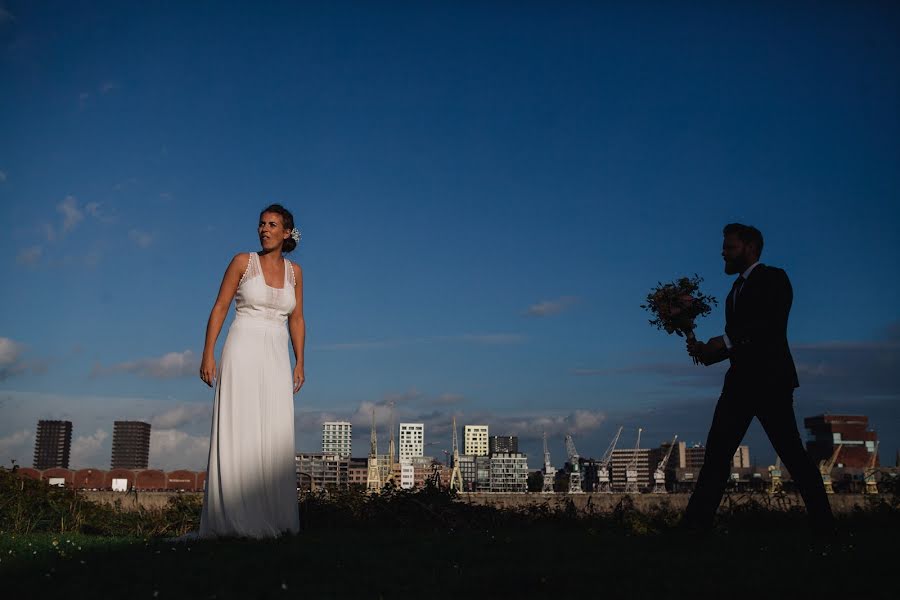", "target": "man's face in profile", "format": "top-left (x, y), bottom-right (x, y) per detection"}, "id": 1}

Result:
top-left (722, 234), bottom-right (756, 275)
